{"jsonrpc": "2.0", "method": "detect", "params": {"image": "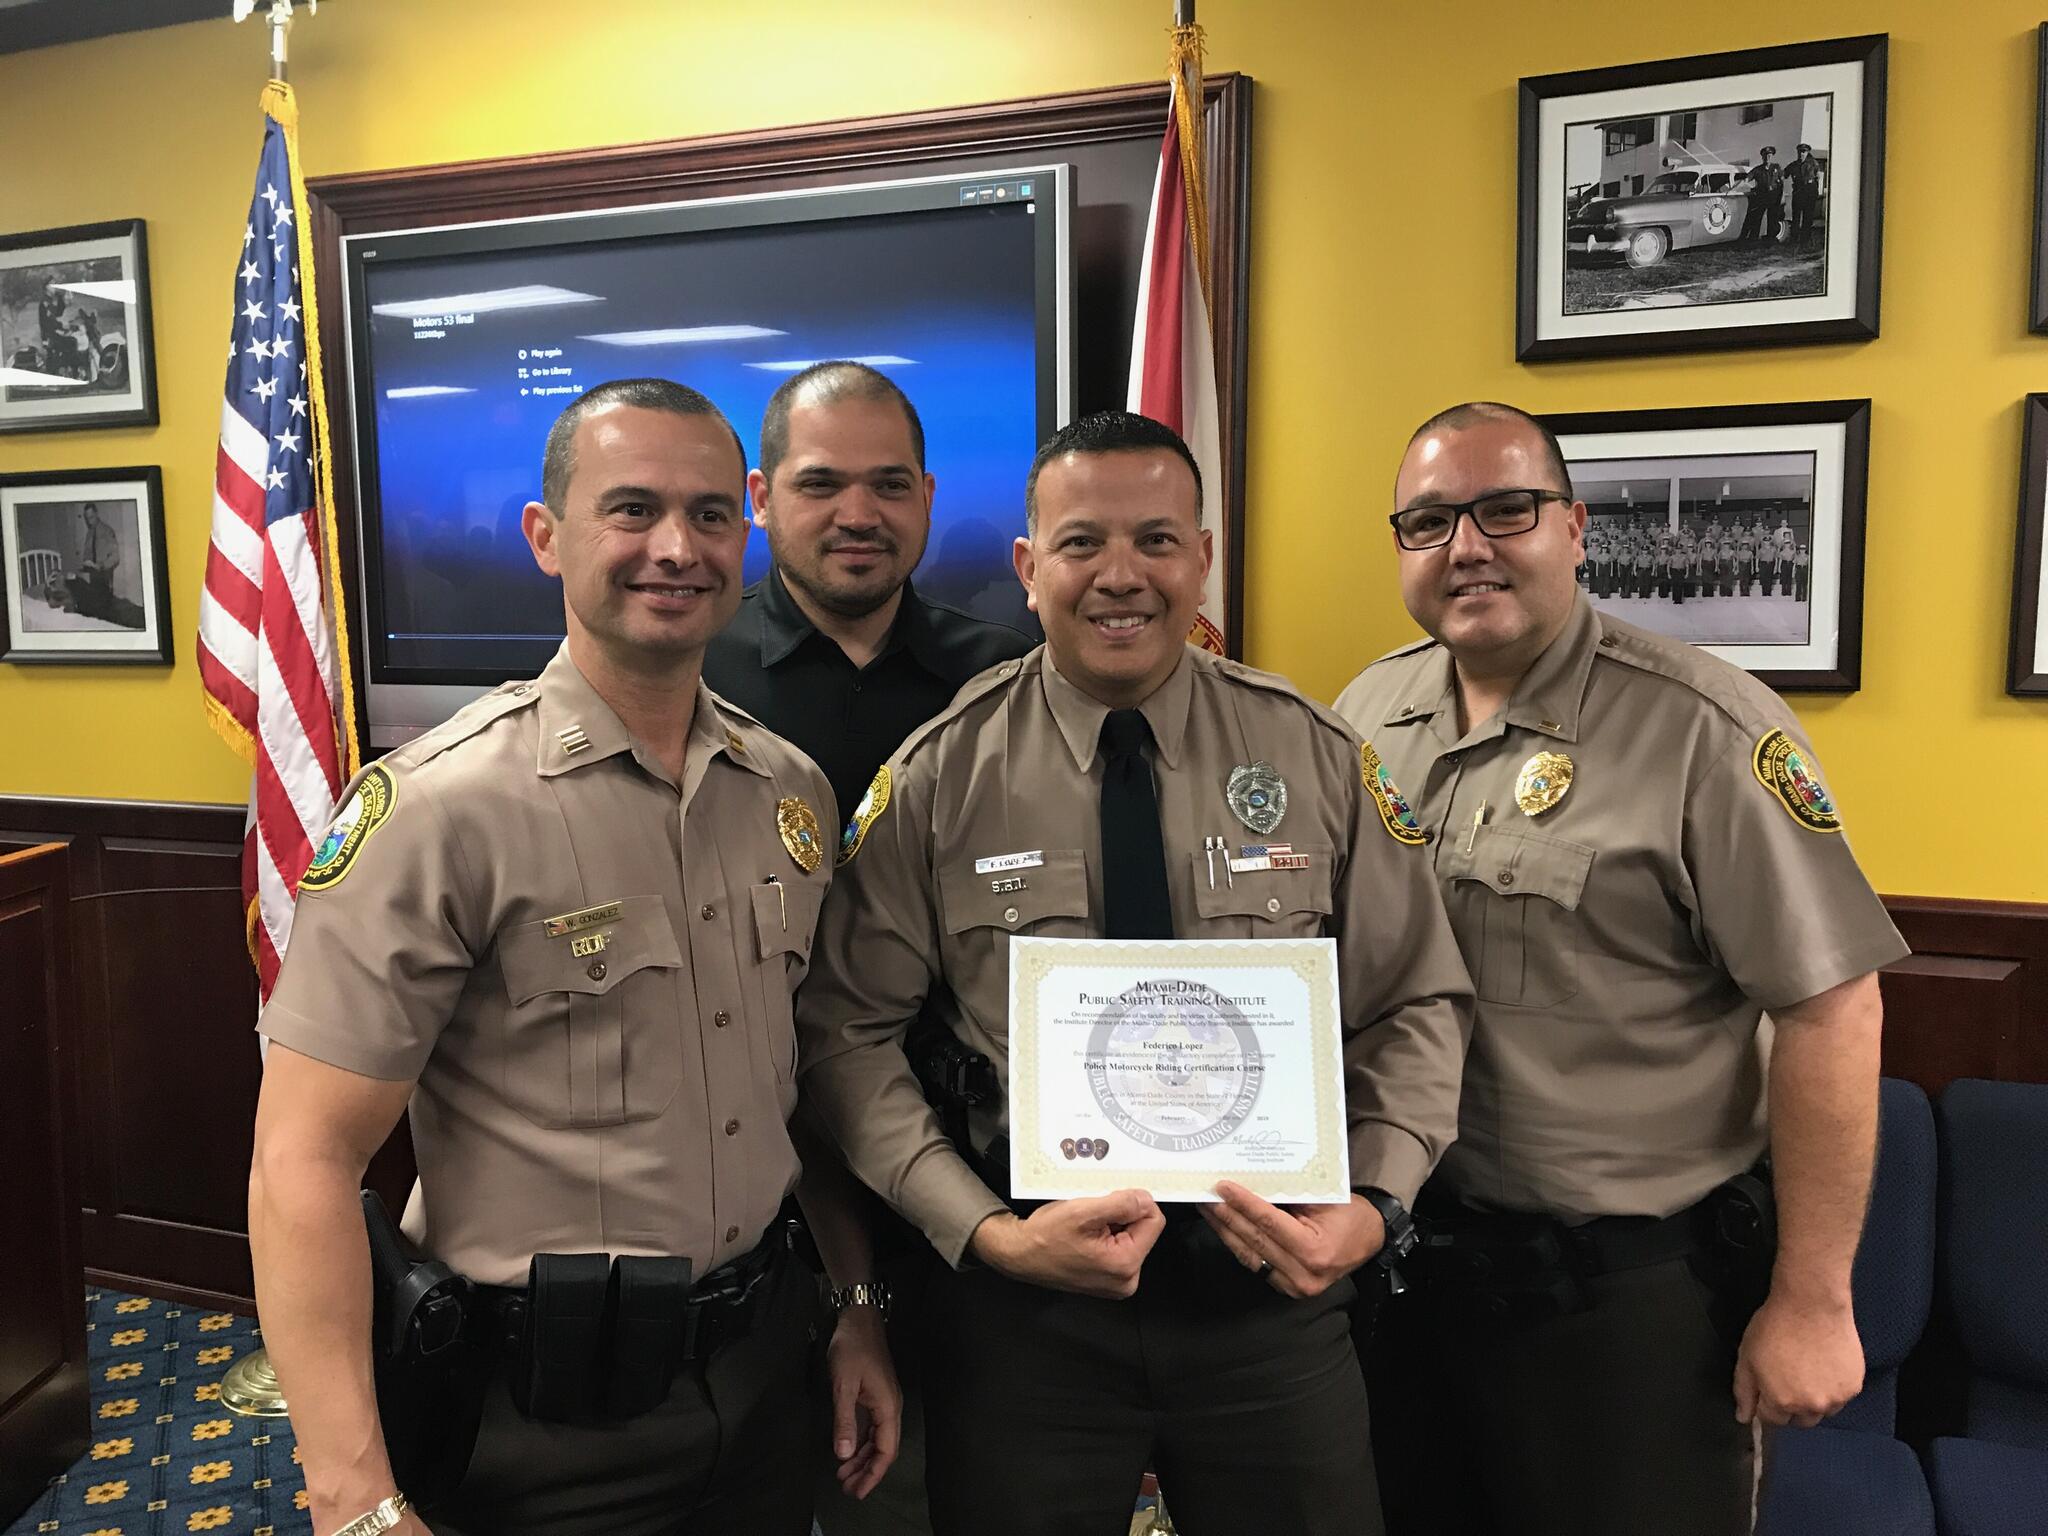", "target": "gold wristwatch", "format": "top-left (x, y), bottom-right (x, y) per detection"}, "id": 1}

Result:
top-left (329, 1493), bottom-right (408, 1536)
